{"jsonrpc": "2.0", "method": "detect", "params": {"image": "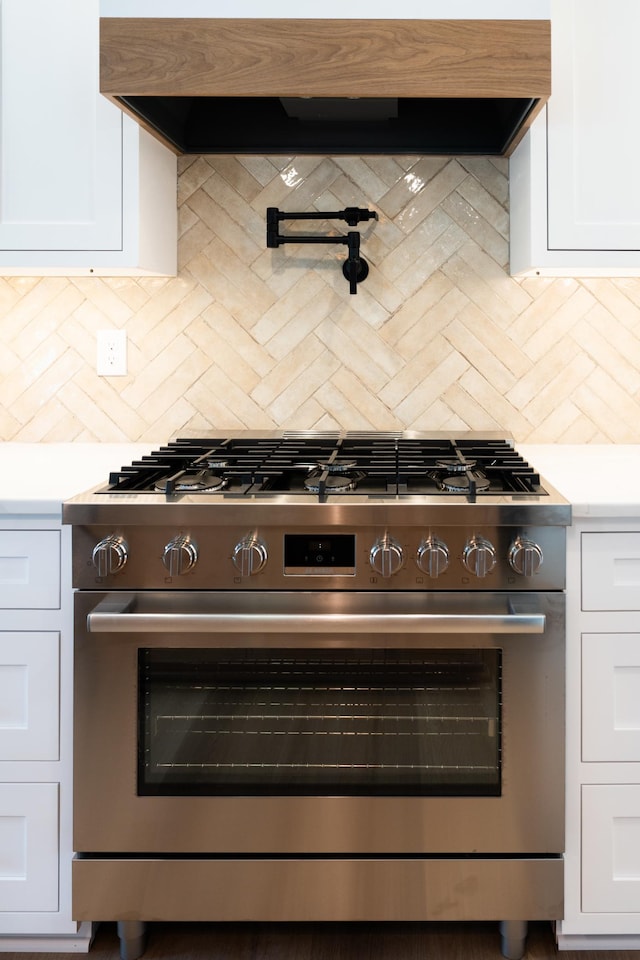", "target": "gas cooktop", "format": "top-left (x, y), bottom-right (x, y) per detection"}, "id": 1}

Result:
top-left (63, 432), bottom-right (570, 590)
top-left (96, 432), bottom-right (549, 500)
